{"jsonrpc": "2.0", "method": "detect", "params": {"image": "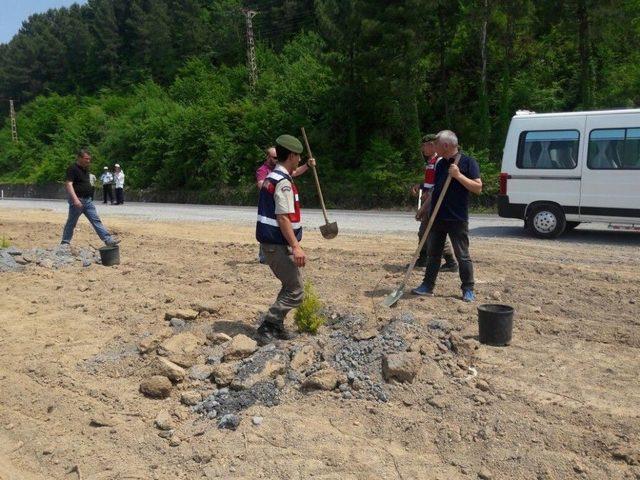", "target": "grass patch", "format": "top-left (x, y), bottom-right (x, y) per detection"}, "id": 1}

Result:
top-left (0, 235), bottom-right (10, 248)
top-left (294, 281), bottom-right (326, 334)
